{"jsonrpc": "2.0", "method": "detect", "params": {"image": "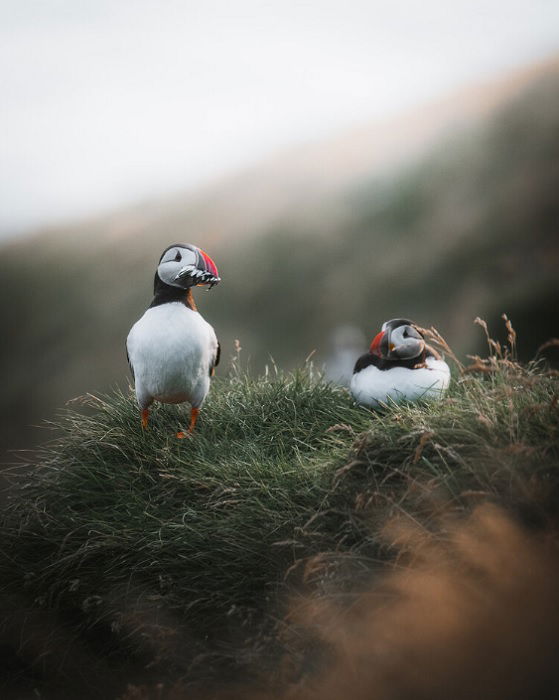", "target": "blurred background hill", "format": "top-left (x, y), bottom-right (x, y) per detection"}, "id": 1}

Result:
top-left (1, 56), bottom-right (558, 456)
